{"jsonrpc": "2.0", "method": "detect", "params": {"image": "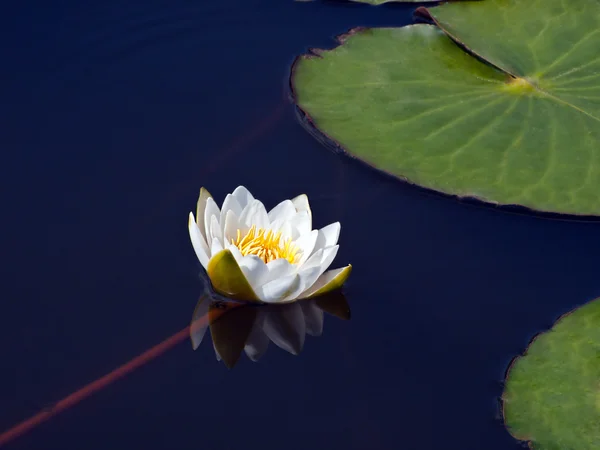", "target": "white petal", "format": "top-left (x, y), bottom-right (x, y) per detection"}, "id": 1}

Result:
top-left (238, 255), bottom-right (269, 291)
top-left (195, 189), bottom-right (212, 243)
top-left (269, 218), bottom-right (286, 234)
top-left (204, 197), bottom-right (220, 245)
top-left (268, 200), bottom-right (296, 224)
top-left (301, 301), bottom-right (324, 337)
top-left (244, 315), bottom-right (269, 362)
top-left (300, 245), bottom-right (339, 277)
top-left (300, 266), bottom-right (348, 298)
top-left (263, 259), bottom-right (295, 285)
top-left (294, 245), bottom-right (339, 297)
top-left (226, 242), bottom-right (244, 263)
top-left (210, 237), bottom-right (223, 256)
top-left (219, 194), bottom-right (242, 230)
top-left (314, 222), bottom-right (341, 255)
top-left (238, 200), bottom-right (254, 227)
top-left (293, 230), bottom-right (318, 266)
top-left (239, 199), bottom-right (269, 230)
top-left (232, 186), bottom-right (255, 210)
top-left (291, 194), bottom-right (311, 221)
top-left (209, 214), bottom-right (223, 246)
top-left (288, 211), bottom-right (311, 239)
top-left (287, 265), bottom-right (321, 301)
top-left (262, 303), bottom-right (306, 355)
top-left (188, 212), bottom-right (210, 269)
top-left (301, 247), bottom-right (324, 271)
top-left (318, 245), bottom-right (339, 276)
top-left (190, 297), bottom-right (210, 349)
top-left (278, 221), bottom-right (293, 242)
top-left (223, 210), bottom-right (240, 244)
top-left (256, 273), bottom-right (301, 303)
